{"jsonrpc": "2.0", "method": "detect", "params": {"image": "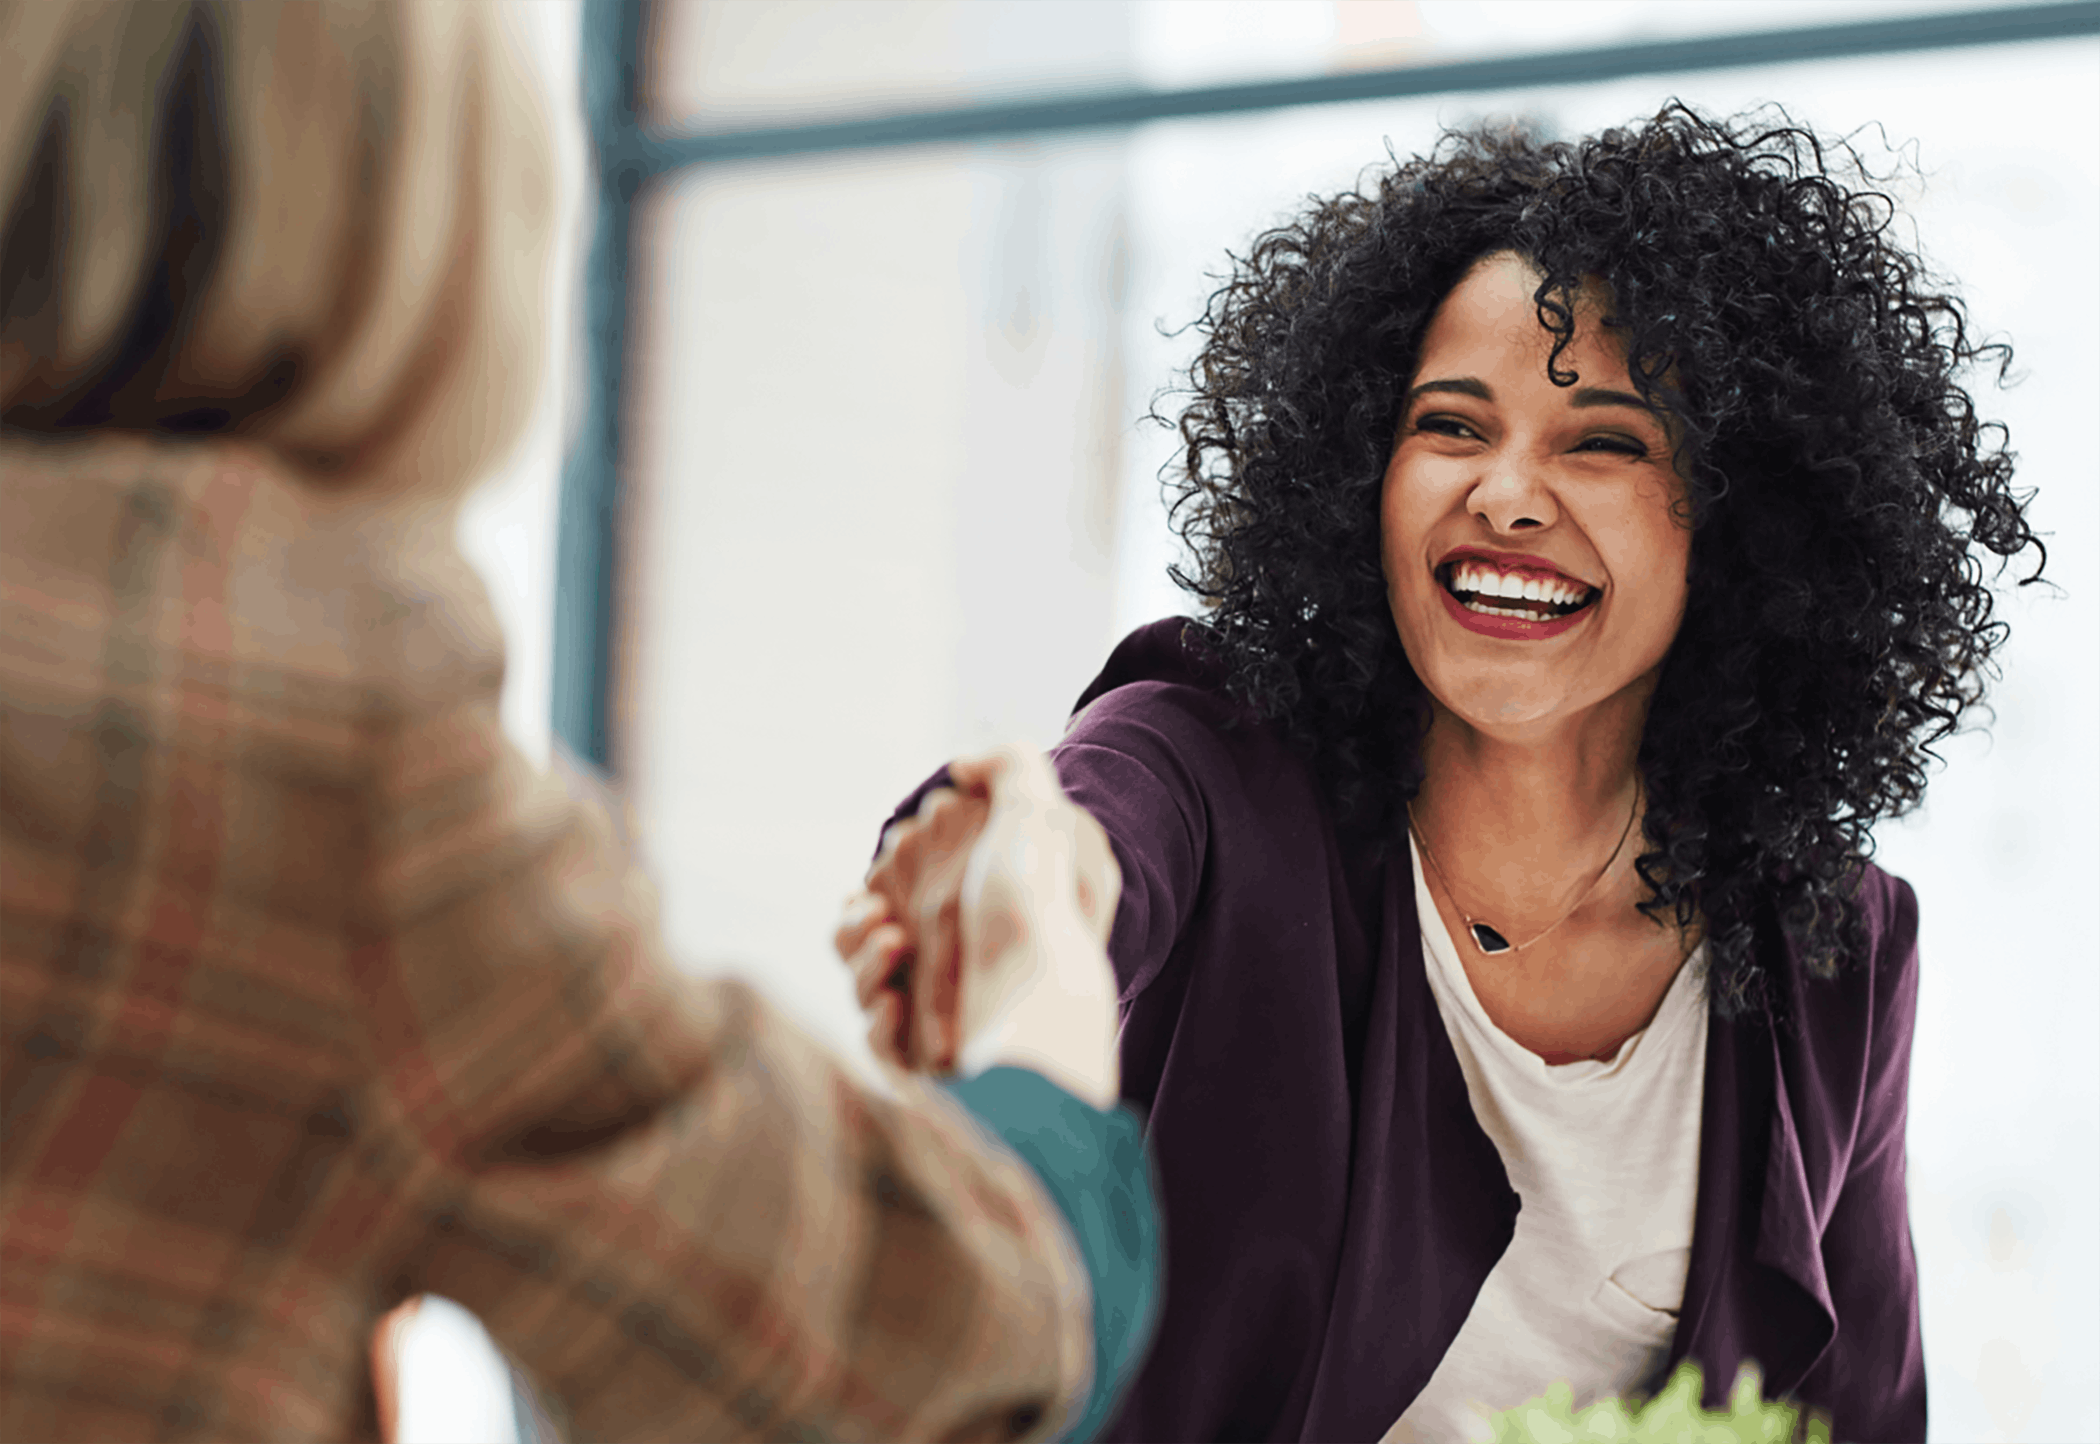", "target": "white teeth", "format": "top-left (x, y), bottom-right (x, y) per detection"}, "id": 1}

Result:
top-left (1447, 562), bottom-right (1591, 610)
top-left (1463, 598), bottom-right (1540, 619)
